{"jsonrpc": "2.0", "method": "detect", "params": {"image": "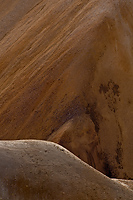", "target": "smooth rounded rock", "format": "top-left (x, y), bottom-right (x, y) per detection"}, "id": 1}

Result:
top-left (0, 140), bottom-right (133, 200)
